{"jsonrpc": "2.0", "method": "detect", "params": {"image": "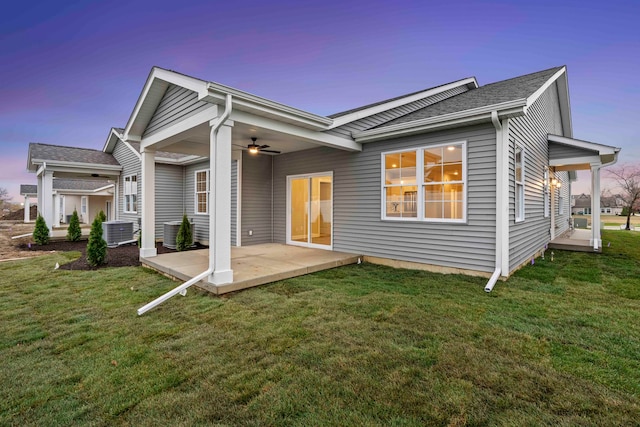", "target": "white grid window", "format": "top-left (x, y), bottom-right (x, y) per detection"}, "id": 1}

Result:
top-left (124, 175), bottom-right (137, 213)
top-left (195, 169), bottom-right (209, 214)
top-left (382, 142), bottom-right (466, 222)
top-left (515, 146), bottom-right (525, 222)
